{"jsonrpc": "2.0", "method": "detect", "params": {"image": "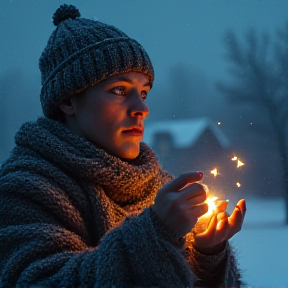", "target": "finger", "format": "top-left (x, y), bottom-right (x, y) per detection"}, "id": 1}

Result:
top-left (215, 200), bottom-right (229, 213)
top-left (194, 215), bottom-right (229, 248)
top-left (236, 199), bottom-right (247, 218)
top-left (230, 199), bottom-right (246, 229)
top-left (227, 206), bottom-right (243, 239)
top-left (216, 218), bottom-right (229, 241)
top-left (161, 171), bottom-right (203, 193)
top-left (181, 191), bottom-right (207, 208)
top-left (179, 182), bottom-right (207, 202)
top-left (188, 202), bottom-right (208, 219)
top-left (217, 212), bottom-right (228, 222)
top-left (217, 218), bottom-right (228, 231)
top-left (199, 214), bottom-right (218, 240)
top-left (207, 213), bottom-right (218, 232)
